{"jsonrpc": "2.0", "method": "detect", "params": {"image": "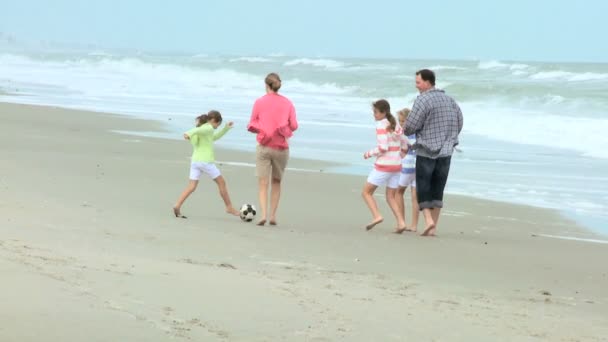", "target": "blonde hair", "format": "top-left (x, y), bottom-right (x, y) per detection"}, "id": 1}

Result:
top-left (397, 108), bottom-right (411, 120)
